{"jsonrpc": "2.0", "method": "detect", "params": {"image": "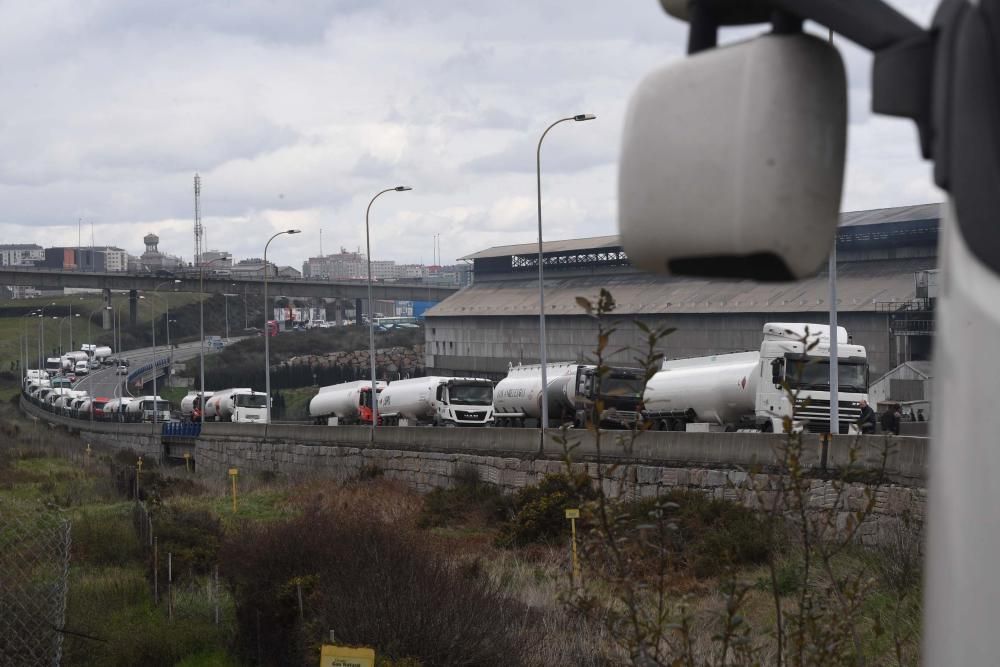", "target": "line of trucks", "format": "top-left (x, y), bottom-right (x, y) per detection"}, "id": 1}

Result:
top-left (43, 345), bottom-right (114, 377)
top-left (295, 322), bottom-right (868, 434)
top-left (27, 323), bottom-right (869, 433)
